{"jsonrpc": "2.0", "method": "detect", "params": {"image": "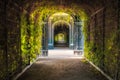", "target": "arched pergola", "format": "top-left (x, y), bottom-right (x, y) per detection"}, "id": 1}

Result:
top-left (0, 0), bottom-right (120, 80)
